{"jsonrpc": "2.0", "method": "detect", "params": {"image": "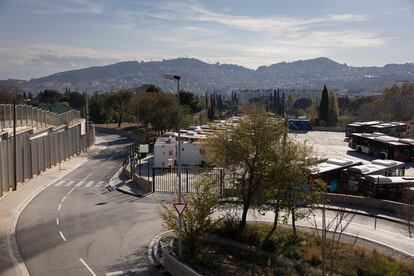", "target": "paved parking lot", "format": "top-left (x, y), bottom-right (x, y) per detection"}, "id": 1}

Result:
top-left (291, 131), bottom-right (414, 176)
